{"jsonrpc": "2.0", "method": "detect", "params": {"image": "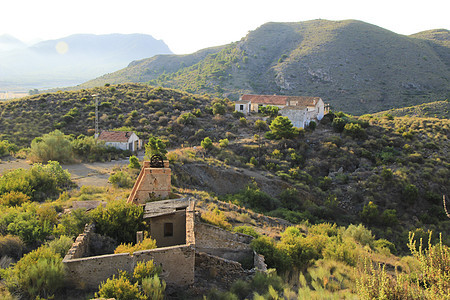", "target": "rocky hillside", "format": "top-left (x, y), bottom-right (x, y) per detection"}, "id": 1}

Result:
top-left (81, 20), bottom-right (450, 115)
